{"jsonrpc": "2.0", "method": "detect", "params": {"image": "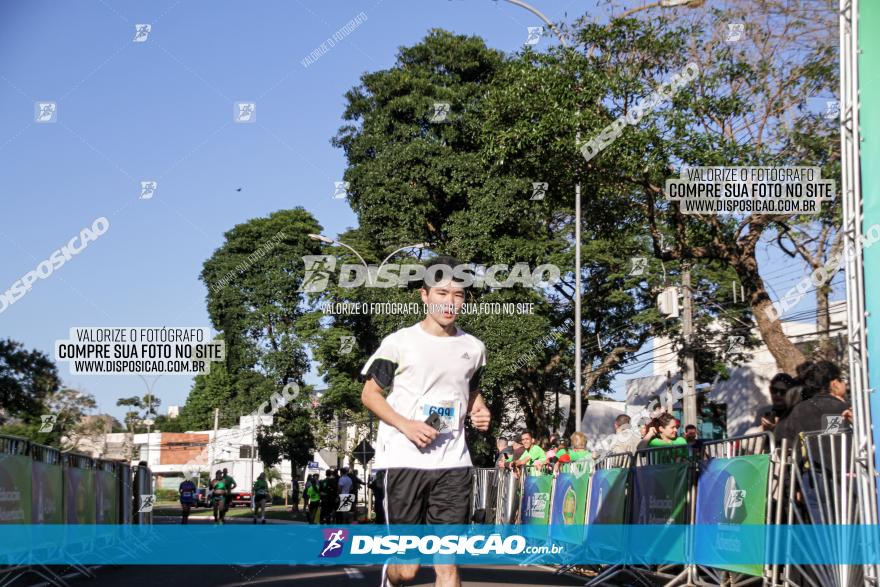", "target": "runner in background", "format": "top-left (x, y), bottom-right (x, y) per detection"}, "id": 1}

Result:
top-left (252, 472), bottom-right (270, 524)
top-left (221, 468), bottom-right (236, 516)
top-left (178, 476), bottom-right (197, 524)
top-left (210, 470), bottom-right (227, 525)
